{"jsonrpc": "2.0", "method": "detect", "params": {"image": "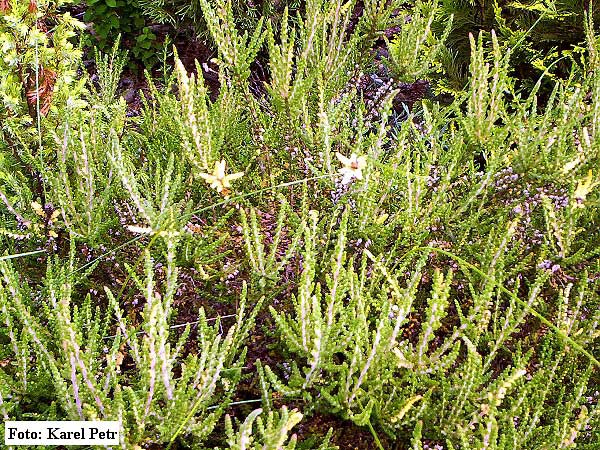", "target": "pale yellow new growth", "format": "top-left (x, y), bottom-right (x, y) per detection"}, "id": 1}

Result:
top-left (573, 170), bottom-right (598, 208)
top-left (199, 159), bottom-right (244, 195)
